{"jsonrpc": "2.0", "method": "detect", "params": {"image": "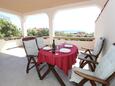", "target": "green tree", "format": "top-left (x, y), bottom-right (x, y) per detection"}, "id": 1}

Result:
top-left (0, 18), bottom-right (22, 38)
